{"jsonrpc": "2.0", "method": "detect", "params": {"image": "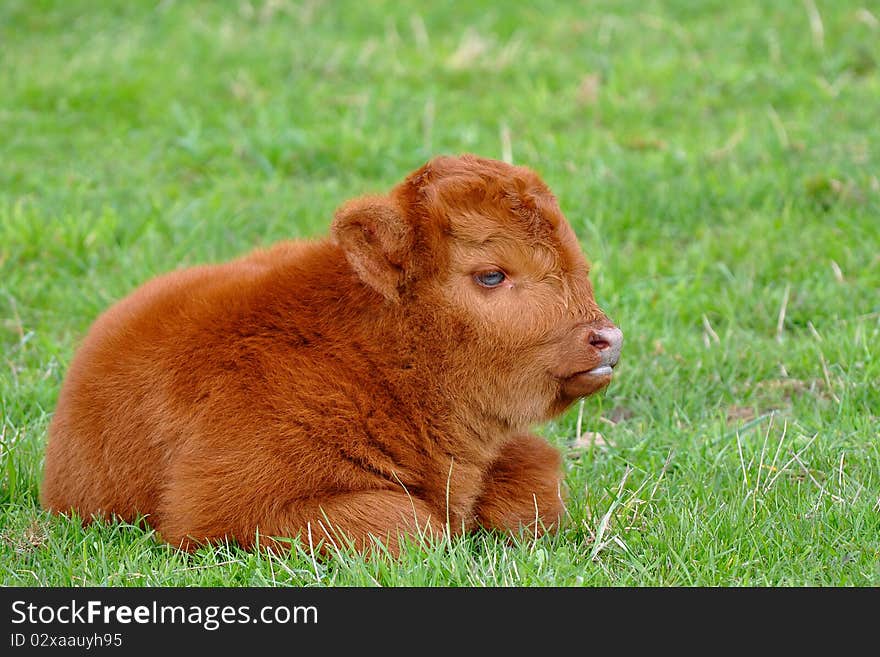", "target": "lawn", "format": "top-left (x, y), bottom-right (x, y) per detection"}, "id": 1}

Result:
top-left (1, 0), bottom-right (878, 586)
